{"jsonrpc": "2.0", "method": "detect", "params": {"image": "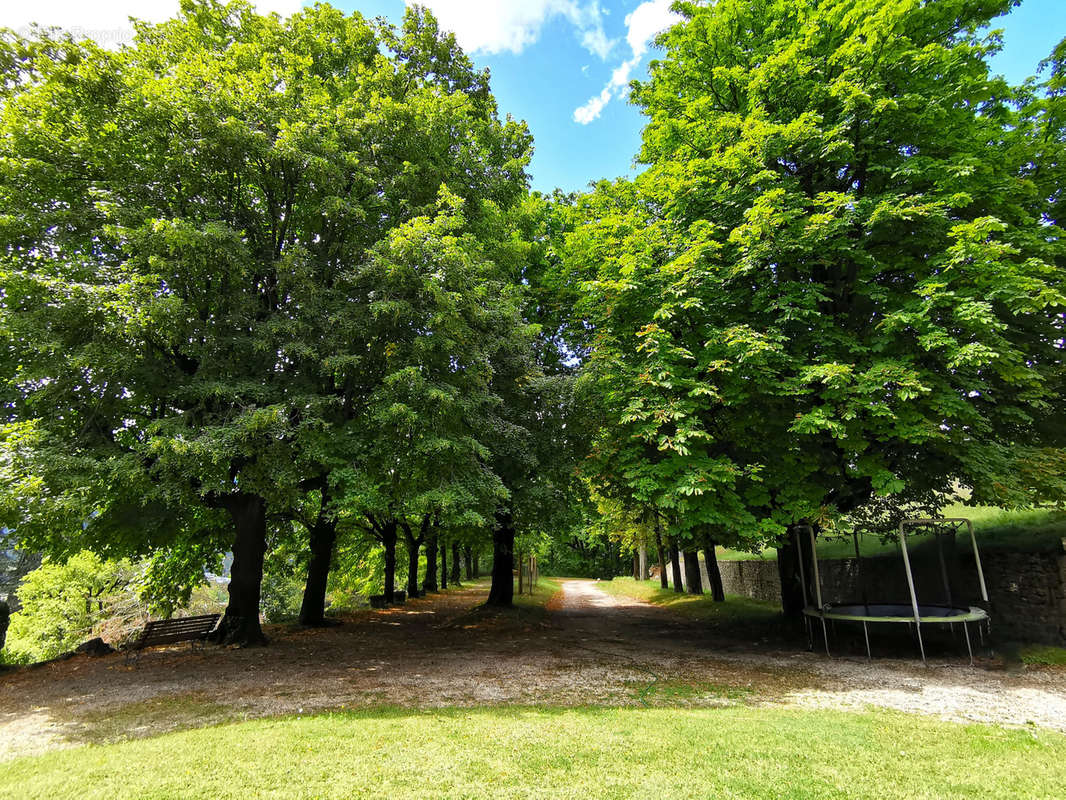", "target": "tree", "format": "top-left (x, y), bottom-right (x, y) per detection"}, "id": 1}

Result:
top-left (474, 192), bottom-right (598, 606)
top-left (569, 0), bottom-right (1066, 610)
top-left (2, 552), bottom-right (138, 662)
top-left (0, 2), bottom-right (532, 642)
